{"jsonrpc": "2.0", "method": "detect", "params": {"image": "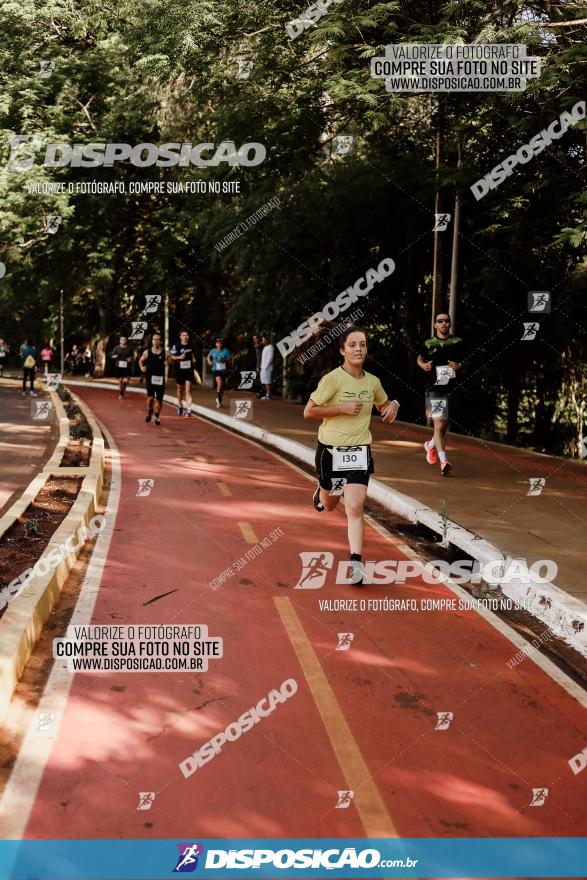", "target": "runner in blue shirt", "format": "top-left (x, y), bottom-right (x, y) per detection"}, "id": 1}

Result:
top-left (207, 338), bottom-right (231, 408)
